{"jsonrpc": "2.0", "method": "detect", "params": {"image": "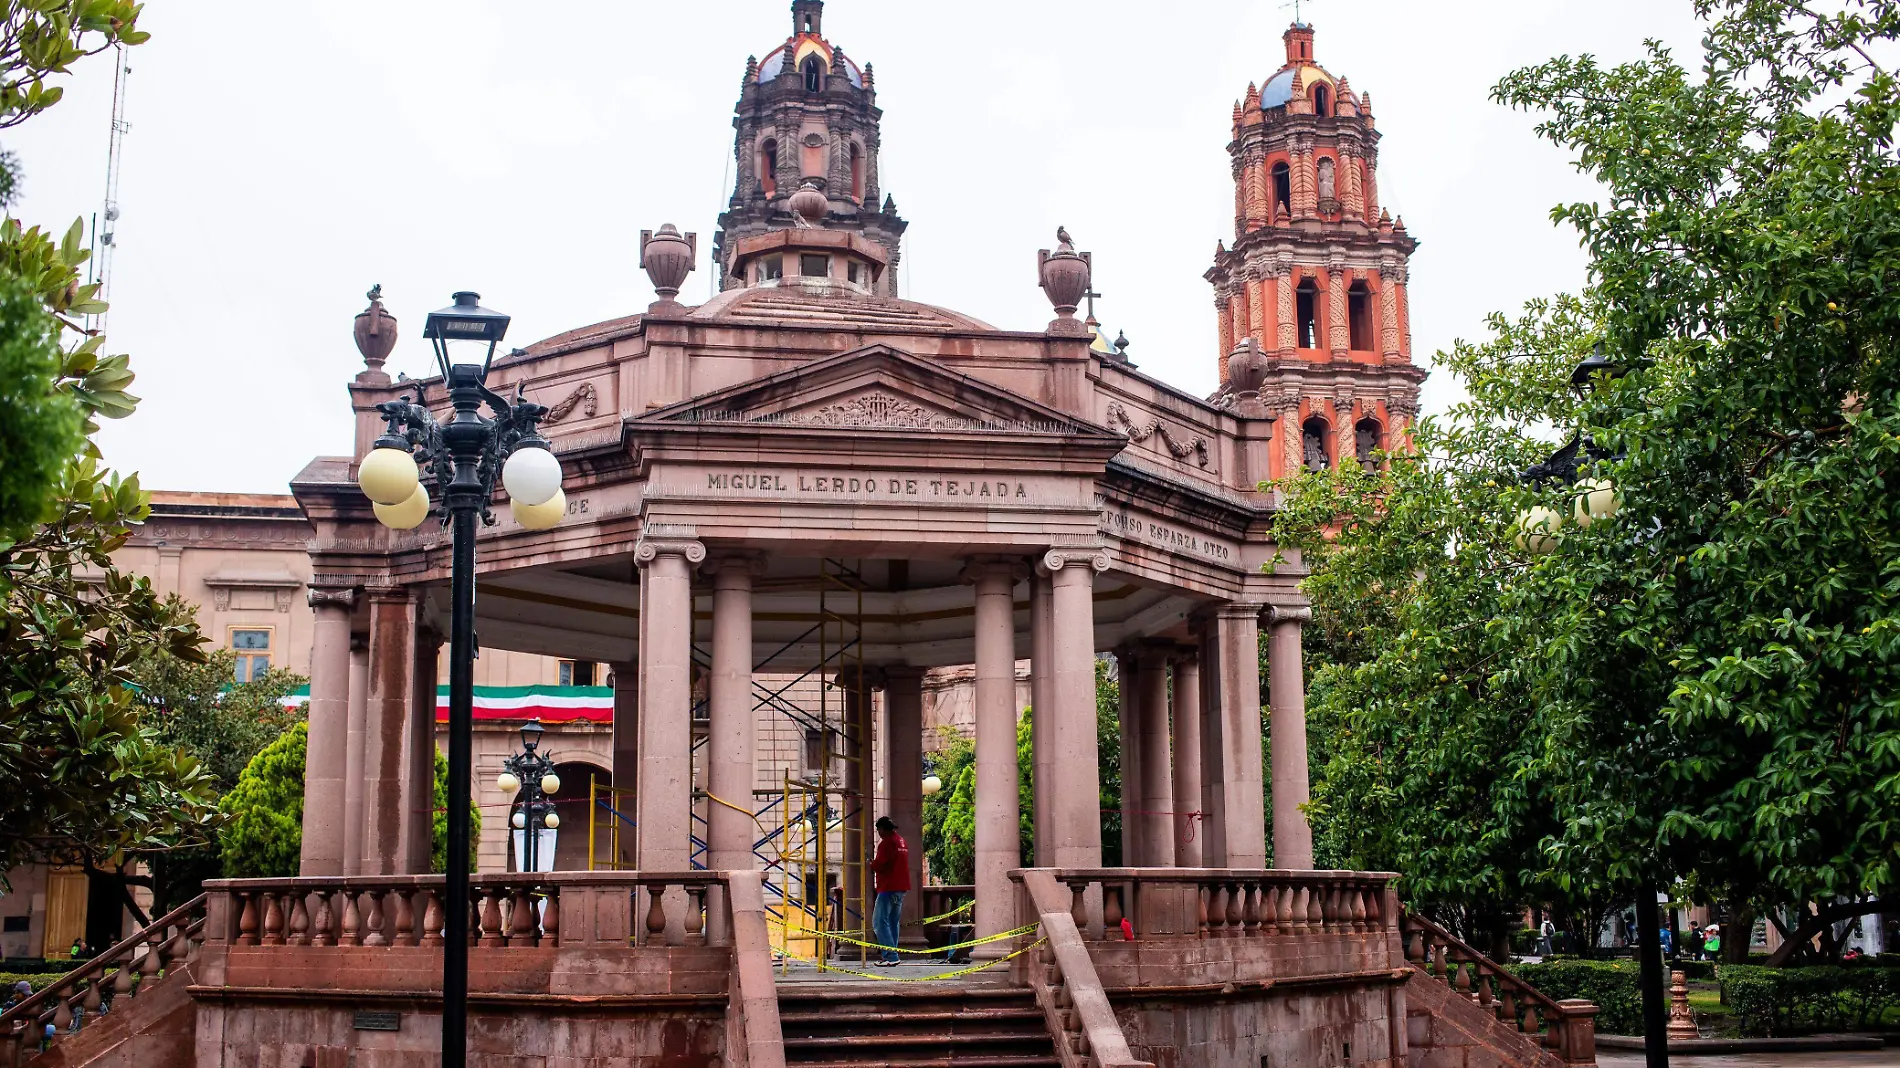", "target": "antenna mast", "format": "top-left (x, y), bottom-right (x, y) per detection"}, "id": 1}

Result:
top-left (91, 44), bottom-right (131, 335)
